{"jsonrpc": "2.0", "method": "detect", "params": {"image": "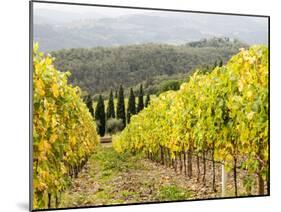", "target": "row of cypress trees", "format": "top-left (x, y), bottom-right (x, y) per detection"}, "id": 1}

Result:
top-left (86, 84), bottom-right (150, 136)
